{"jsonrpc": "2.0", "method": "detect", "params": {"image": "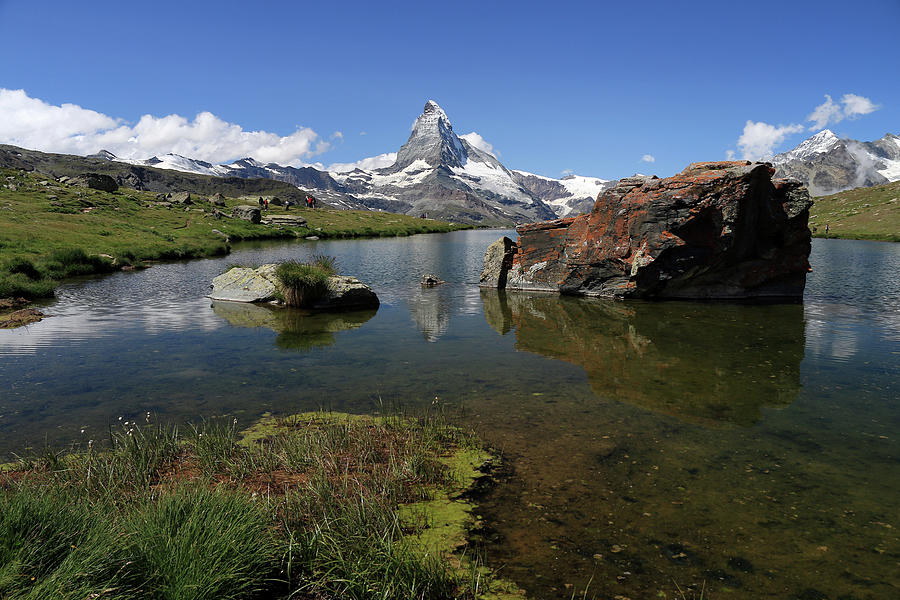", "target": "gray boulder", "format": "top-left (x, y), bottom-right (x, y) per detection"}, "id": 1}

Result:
top-left (210, 264), bottom-right (279, 302)
top-left (170, 192), bottom-right (193, 205)
top-left (210, 192), bottom-right (226, 207)
top-left (70, 173), bottom-right (118, 192)
top-left (479, 236), bottom-right (517, 288)
top-left (261, 214), bottom-right (307, 227)
top-left (310, 276), bottom-right (380, 310)
top-left (232, 205), bottom-right (262, 223)
top-left (210, 265), bottom-right (379, 311)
